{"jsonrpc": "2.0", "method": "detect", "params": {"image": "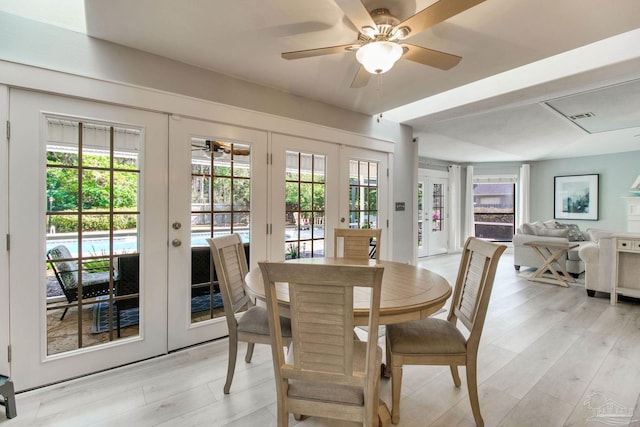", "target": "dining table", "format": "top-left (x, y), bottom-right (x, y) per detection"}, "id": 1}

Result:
top-left (244, 257), bottom-right (453, 326)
